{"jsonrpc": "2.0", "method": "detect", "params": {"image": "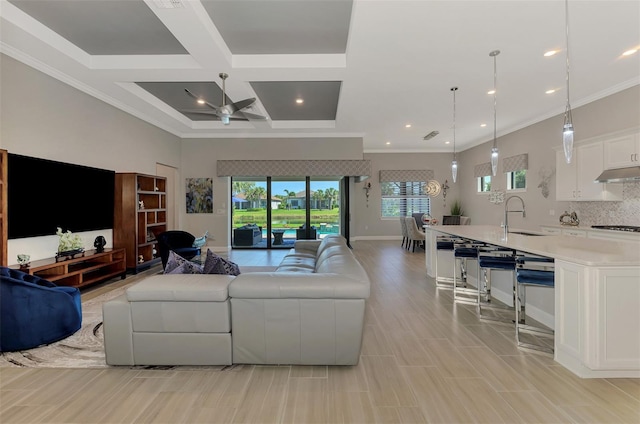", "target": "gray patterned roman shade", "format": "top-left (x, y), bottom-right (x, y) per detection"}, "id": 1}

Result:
top-left (474, 162), bottom-right (492, 178)
top-left (216, 160), bottom-right (371, 181)
top-left (378, 169), bottom-right (434, 183)
top-left (503, 153), bottom-right (528, 173)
